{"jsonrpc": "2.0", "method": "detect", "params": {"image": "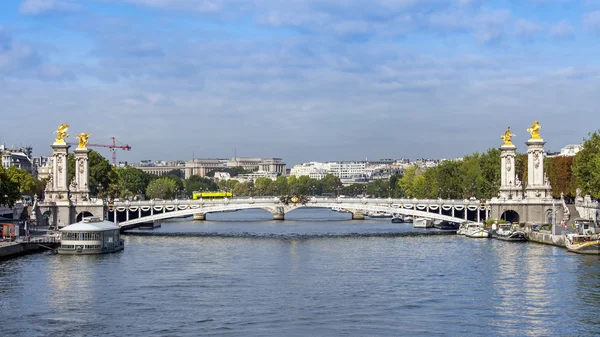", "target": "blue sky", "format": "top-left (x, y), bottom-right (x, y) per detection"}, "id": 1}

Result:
top-left (1, 0), bottom-right (599, 165)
